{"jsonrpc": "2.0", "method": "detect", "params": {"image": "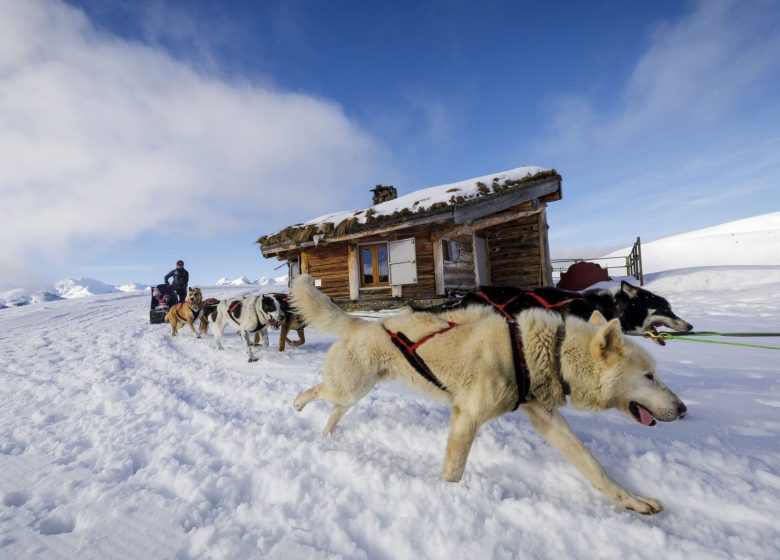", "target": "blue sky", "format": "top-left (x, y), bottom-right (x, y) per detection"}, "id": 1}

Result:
top-left (1, 0), bottom-right (779, 287)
